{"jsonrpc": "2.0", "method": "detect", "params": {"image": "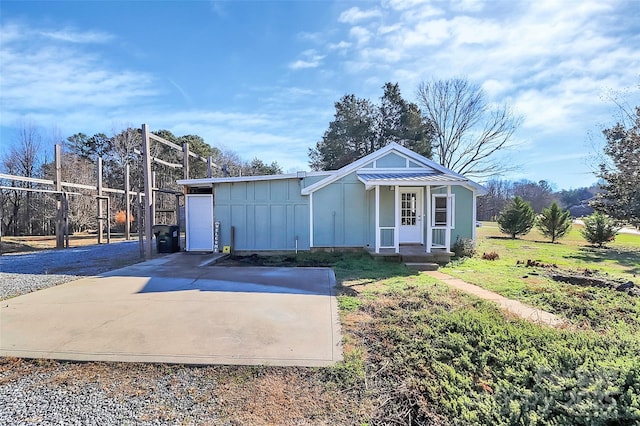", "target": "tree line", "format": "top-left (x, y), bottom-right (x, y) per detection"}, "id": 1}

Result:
top-left (0, 125), bottom-right (282, 237)
top-left (312, 79), bottom-right (638, 229)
